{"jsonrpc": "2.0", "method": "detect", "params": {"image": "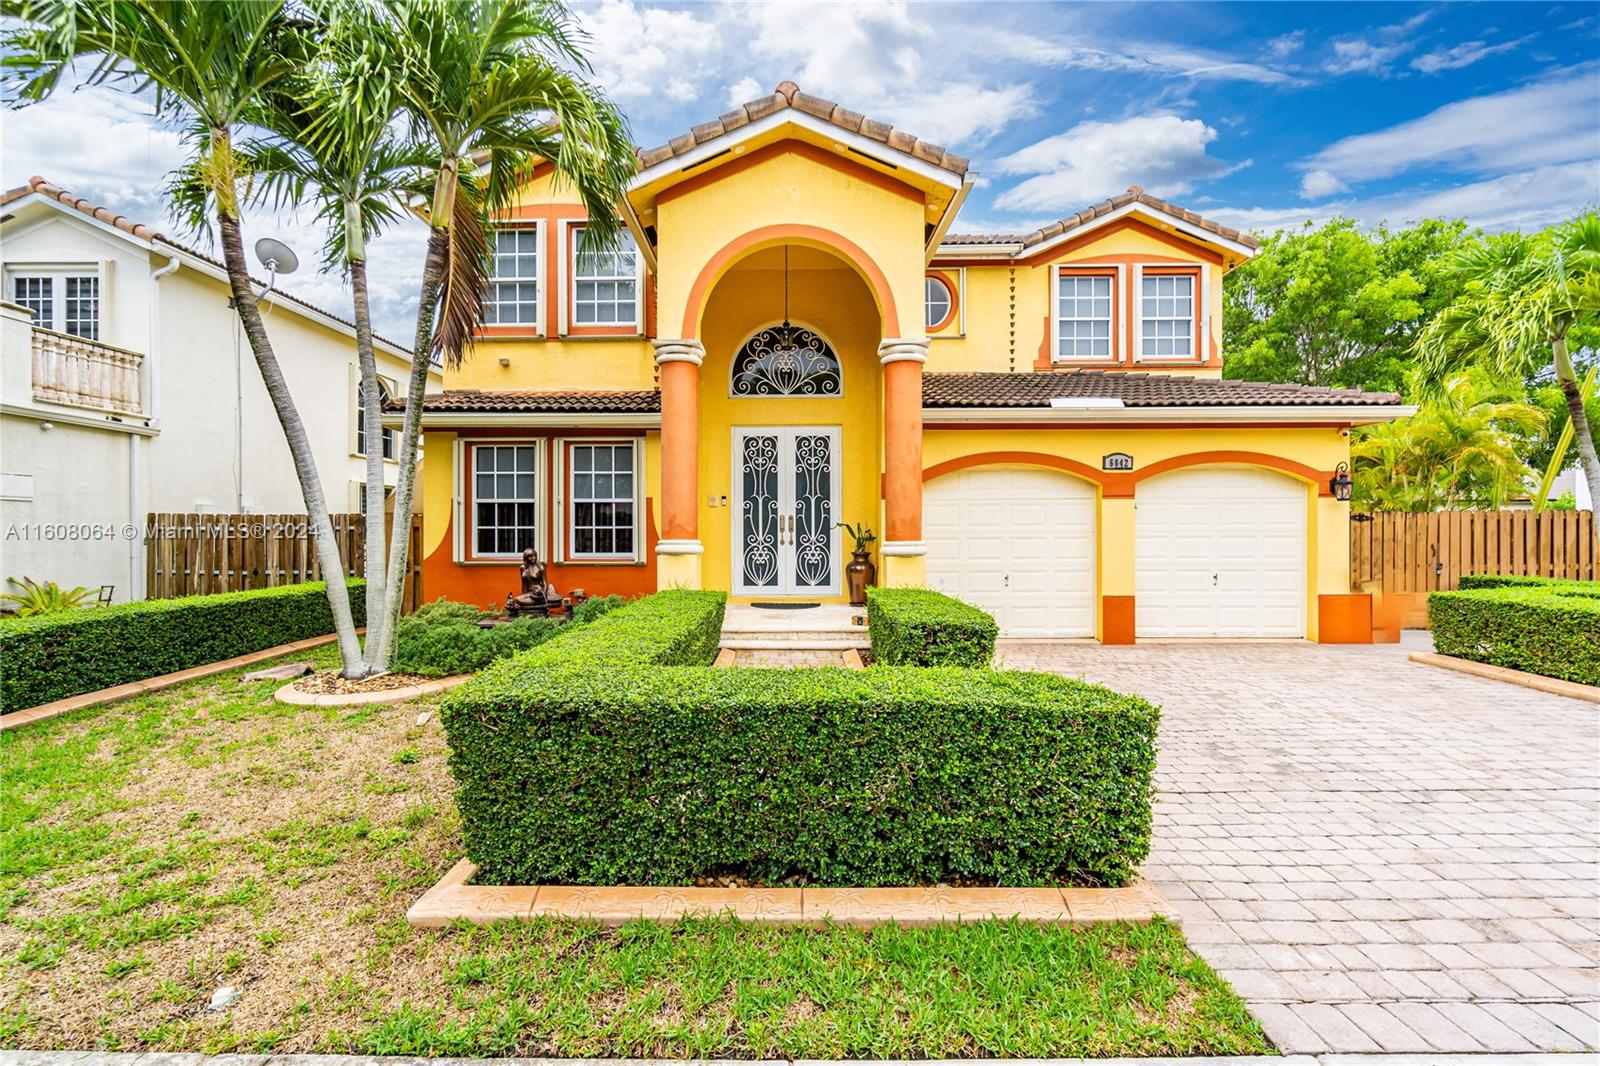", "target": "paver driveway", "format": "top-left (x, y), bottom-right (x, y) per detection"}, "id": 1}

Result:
top-left (999, 640), bottom-right (1600, 1055)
